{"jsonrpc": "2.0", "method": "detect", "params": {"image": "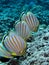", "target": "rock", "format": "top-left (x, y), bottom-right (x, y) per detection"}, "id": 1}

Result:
top-left (7, 59), bottom-right (19, 65)
top-left (41, 62), bottom-right (49, 65)
top-left (43, 32), bottom-right (49, 40)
